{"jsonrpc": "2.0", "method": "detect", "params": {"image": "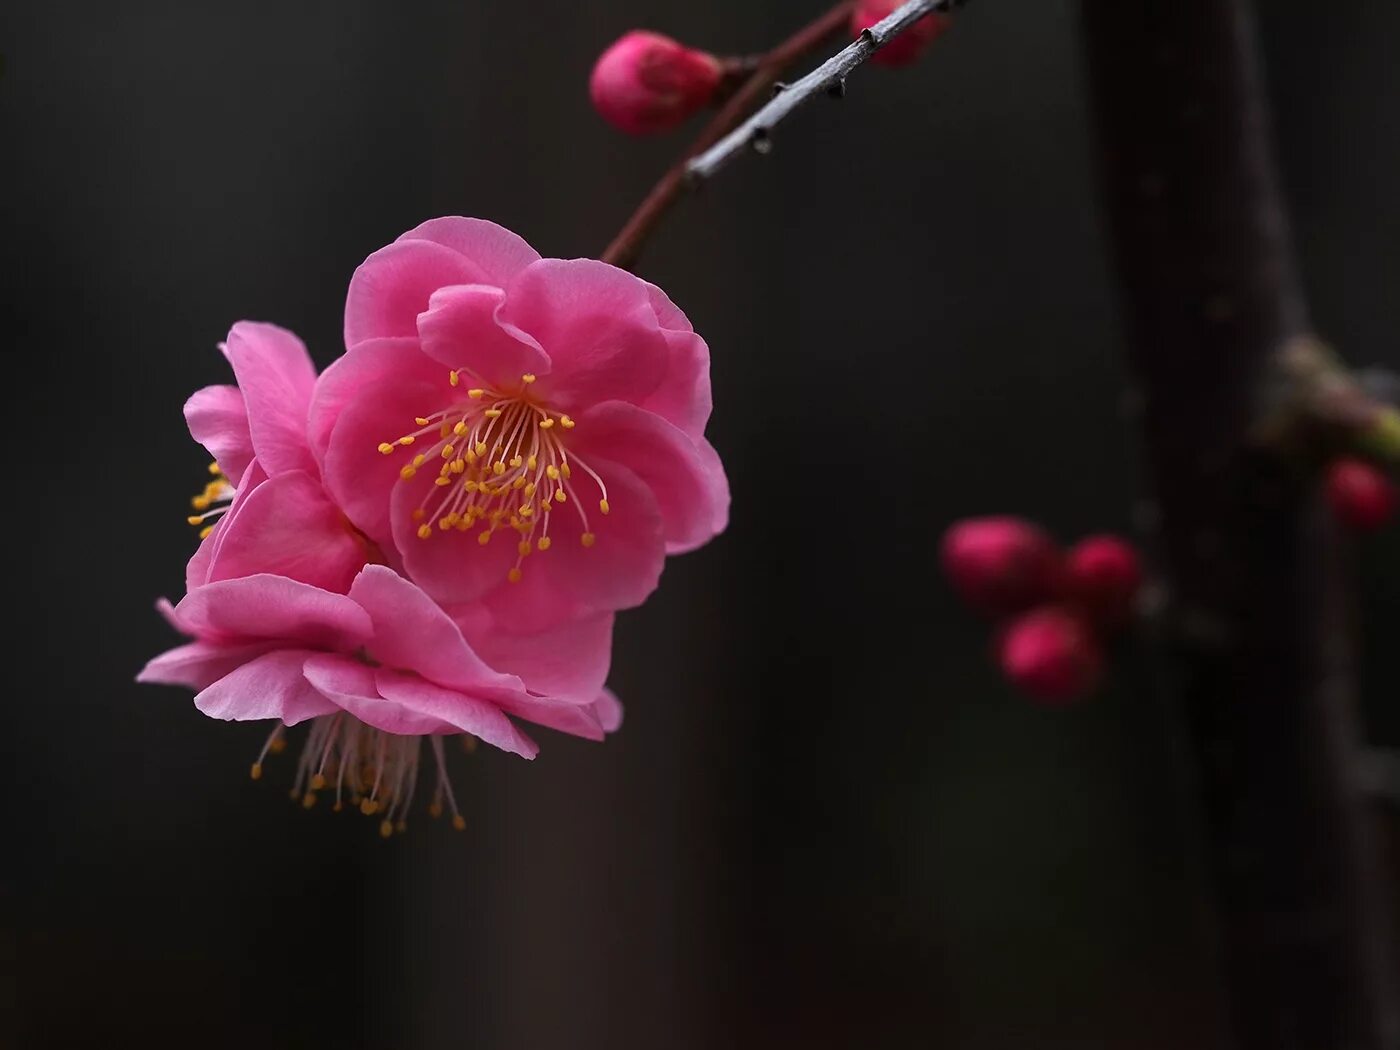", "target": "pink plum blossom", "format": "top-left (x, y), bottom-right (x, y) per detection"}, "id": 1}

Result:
top-left (315, 217), bottom-right (729, 631)
top-left (184, 322), bottom-right (369, 595)
top-left (139, 564), bottom-right (620, 831)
